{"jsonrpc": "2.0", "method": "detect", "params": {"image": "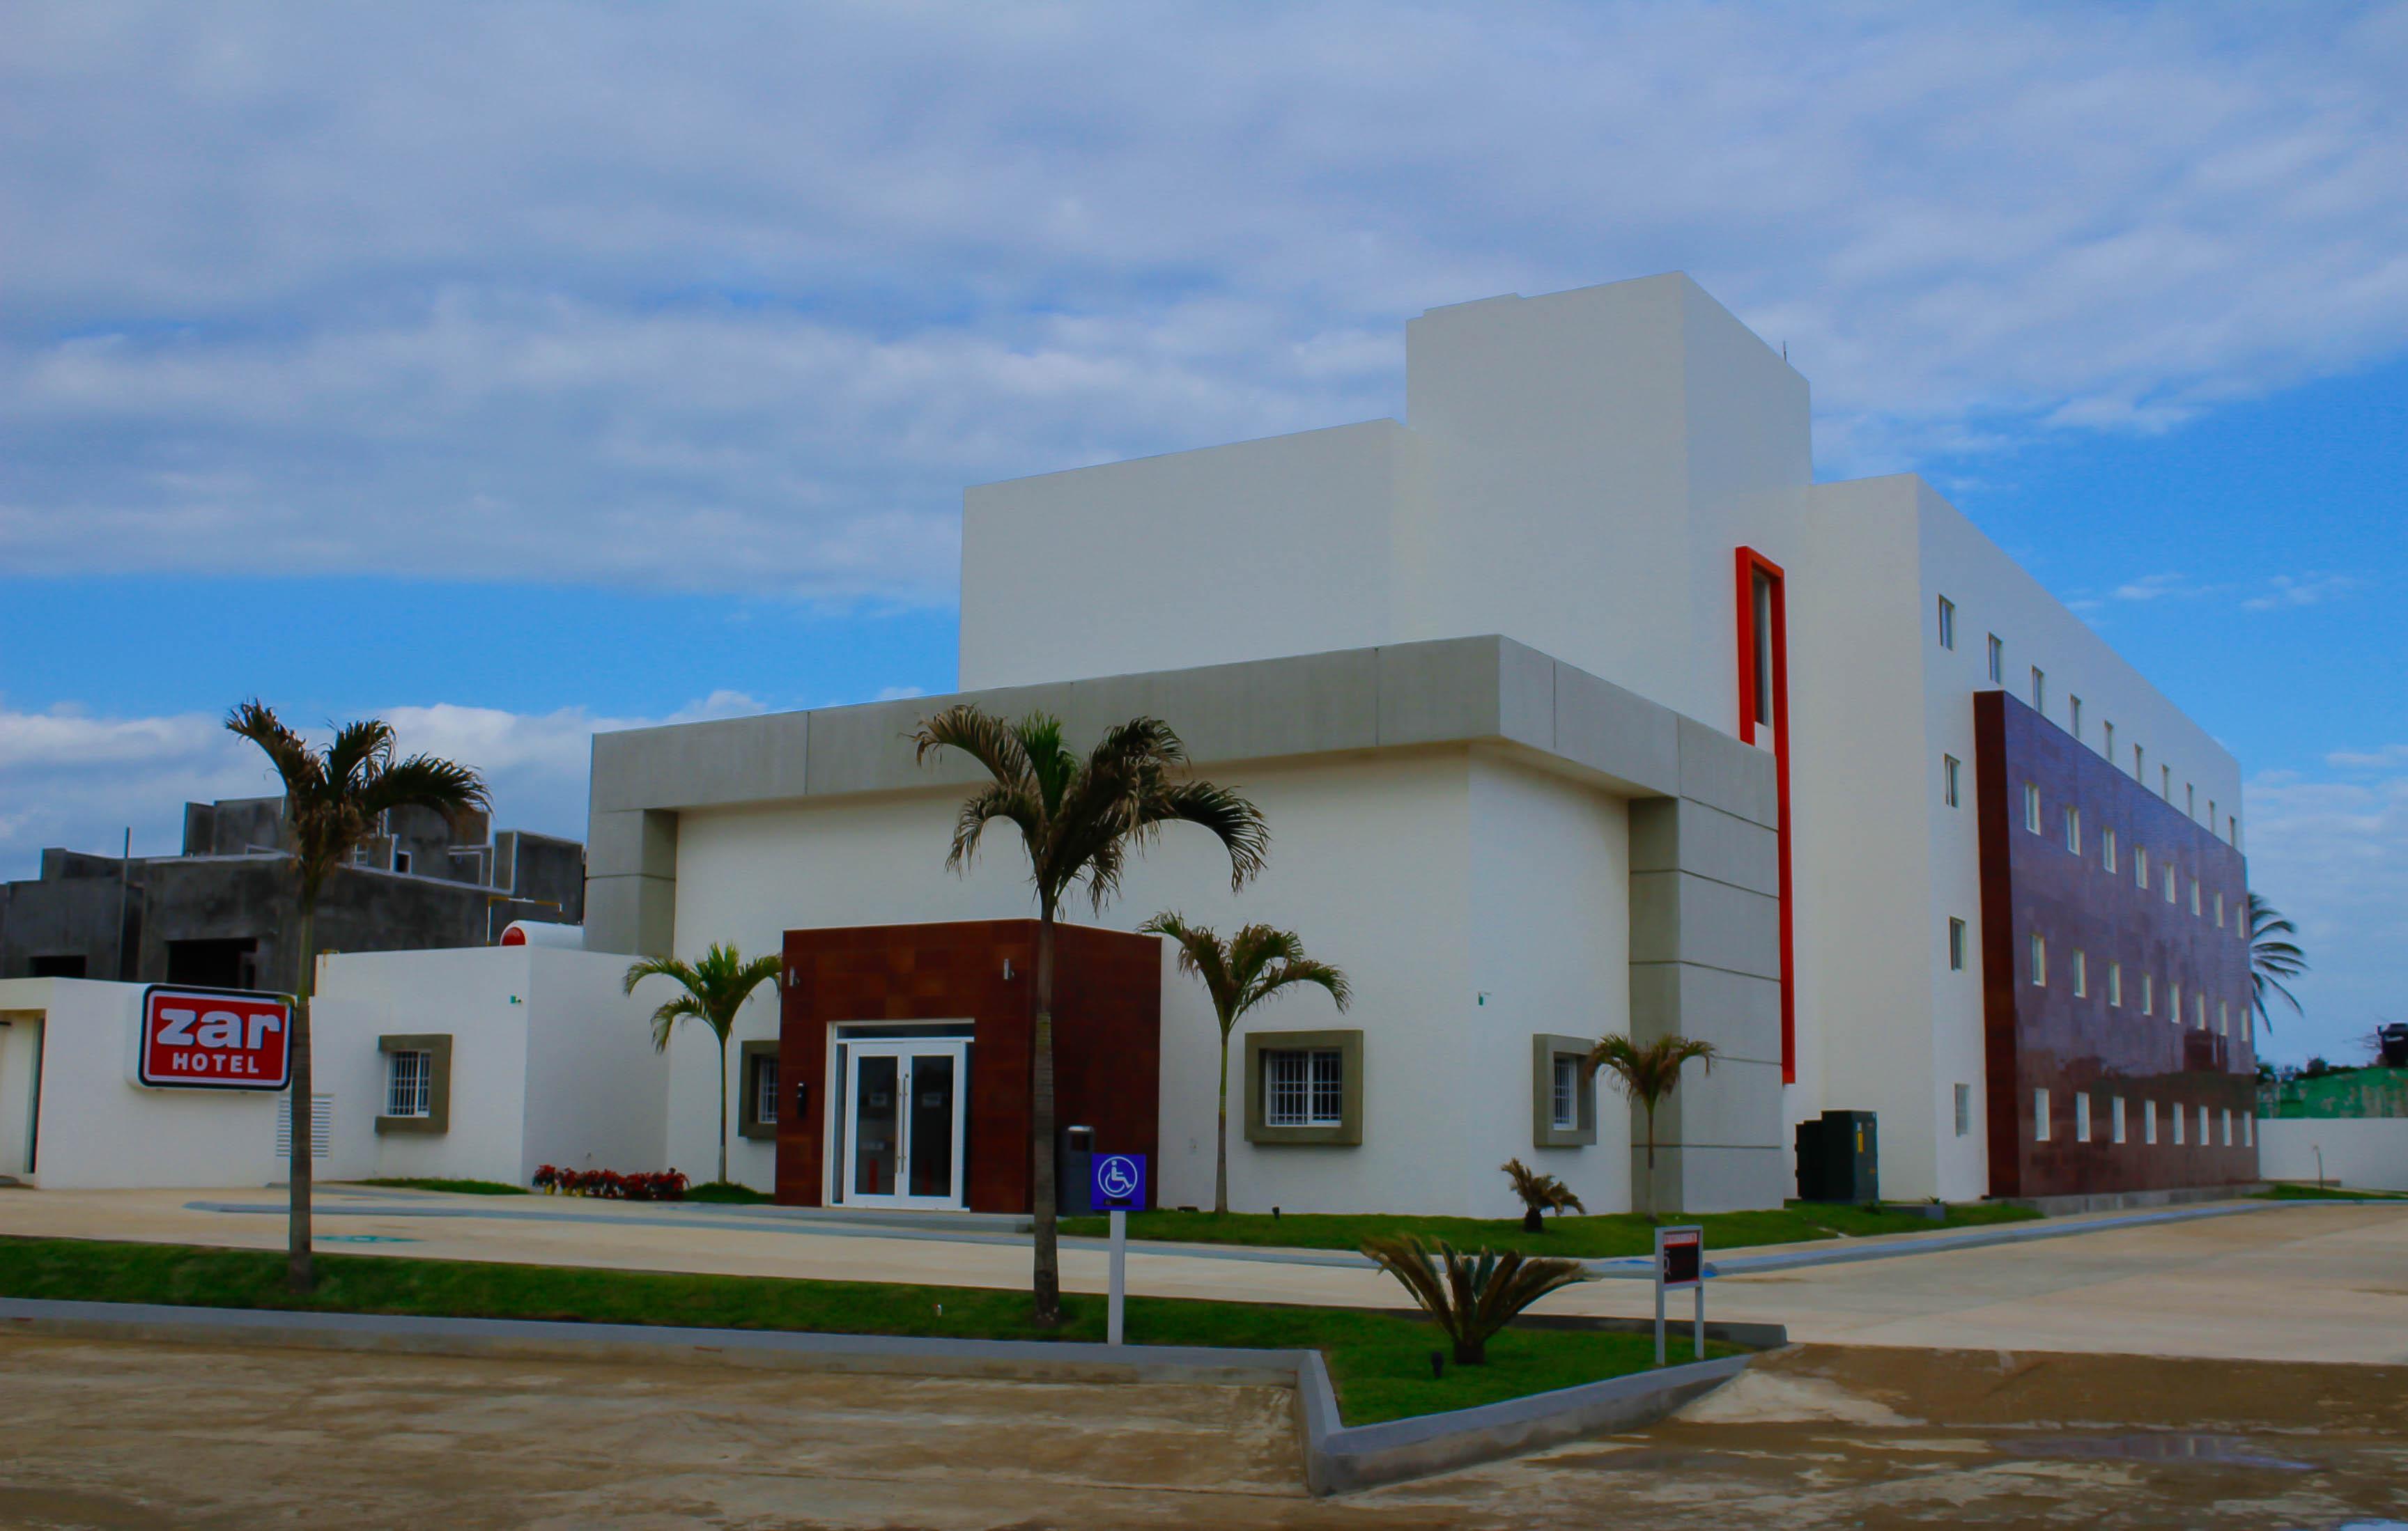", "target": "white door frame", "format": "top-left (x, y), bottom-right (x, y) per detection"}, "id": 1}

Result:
top-left (835, 1039), bottom-right (968, 1210)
